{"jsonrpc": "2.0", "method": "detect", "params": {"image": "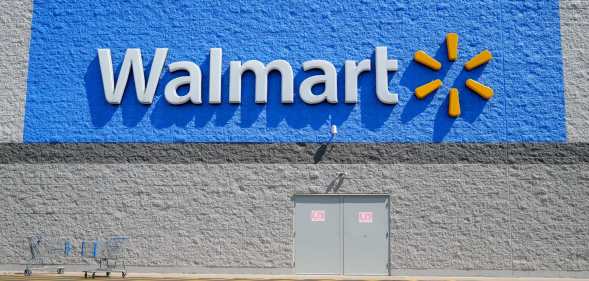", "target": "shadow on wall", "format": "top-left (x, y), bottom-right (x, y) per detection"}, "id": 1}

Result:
top-left (85, 45), bottom-right (489, 141)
